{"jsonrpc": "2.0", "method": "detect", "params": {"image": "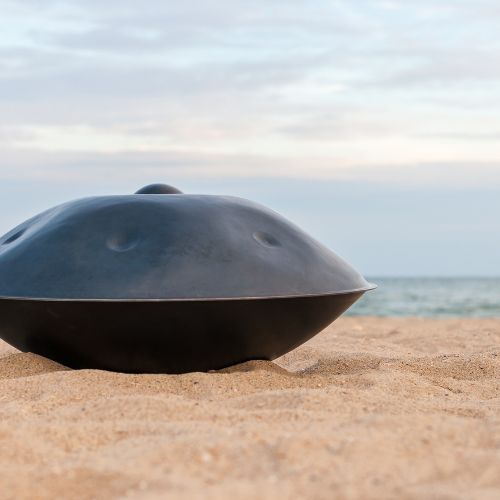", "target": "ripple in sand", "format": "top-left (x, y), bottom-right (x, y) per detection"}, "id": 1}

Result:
top-left (217, 360), bottom-right (292, 375)
top-left (385, 353), bottom-right (500, 381)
